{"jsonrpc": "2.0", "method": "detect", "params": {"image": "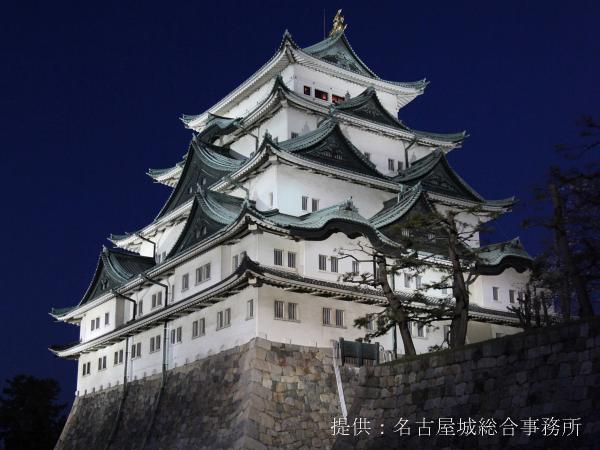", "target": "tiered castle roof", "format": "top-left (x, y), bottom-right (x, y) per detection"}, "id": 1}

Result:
top-left (51, 22), bottom-right (534, 341)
